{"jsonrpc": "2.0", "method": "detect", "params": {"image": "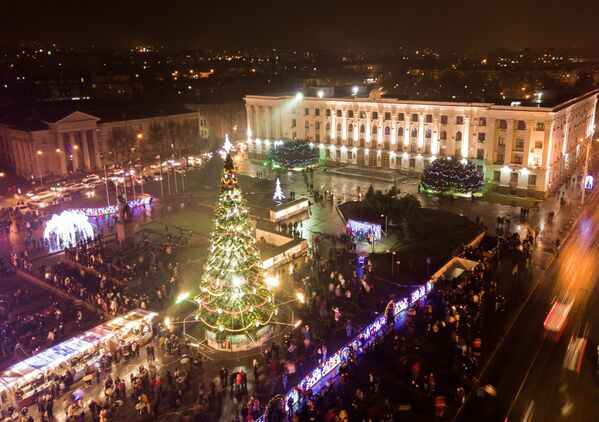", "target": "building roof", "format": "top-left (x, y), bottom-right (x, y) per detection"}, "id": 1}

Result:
top-left (245, 89), bottom-right (598, 112)
top-left (0, 99), bottom-right (197, 131)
